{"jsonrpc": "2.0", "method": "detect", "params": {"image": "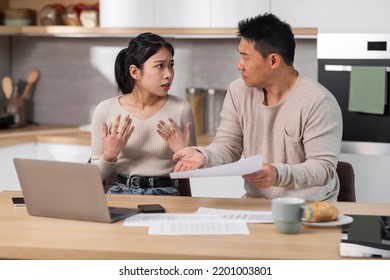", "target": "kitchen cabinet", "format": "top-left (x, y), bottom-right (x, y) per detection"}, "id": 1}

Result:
top-left (0, 138), bottom-right (246, 198)
top-left (190, 176), bottom-right (245, 198)
top-left (0, 0), bottom-right (317, 37)
top-left (100, 0), bottom-right (154, 28)
top-left (0, 125), bottom-right (91, 191)
top-left (340, 152), bottom-right (390, 204)
top-left (155, 0), bottom-right (210, 28)
top-left (272, 0), bottom-right (318, 29)
top-left (0, 142), bottom-right (35, 190)
top-left (35, 142), bottom-right (90, 163)
top-left (318, 0), bottom-right (390, 33)
top-left (0, 142), bottom-right (91, 191)
top-left (210, 0), bottom-right (269, 28)
top-left (104, 0), bottom-right (267, 29)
